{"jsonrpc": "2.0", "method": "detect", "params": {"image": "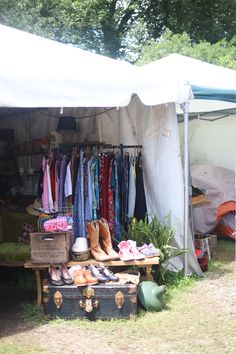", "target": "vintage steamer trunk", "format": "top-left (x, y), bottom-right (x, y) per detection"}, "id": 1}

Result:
top-left (43, 281), bottom-right (137, 320)
top-left (30, 232), bottom-right (72, 263)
